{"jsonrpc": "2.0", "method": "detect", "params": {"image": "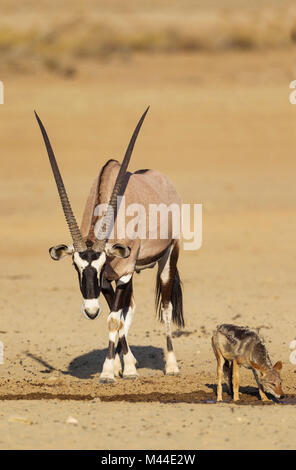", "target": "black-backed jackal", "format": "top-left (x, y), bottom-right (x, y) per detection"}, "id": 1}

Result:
top-left (212, 324), bottom-right (283, 402)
